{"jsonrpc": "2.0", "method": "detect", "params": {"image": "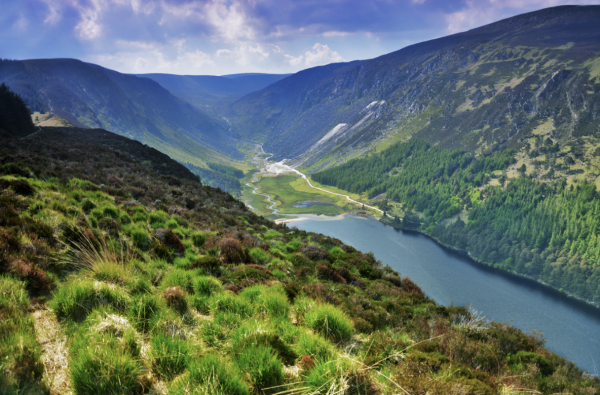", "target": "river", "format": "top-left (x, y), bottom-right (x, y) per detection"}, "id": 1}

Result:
top-left (289, 213), bottom-right (600, 374)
